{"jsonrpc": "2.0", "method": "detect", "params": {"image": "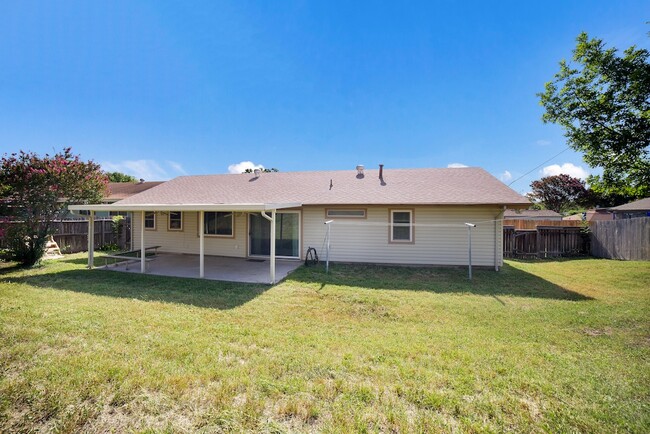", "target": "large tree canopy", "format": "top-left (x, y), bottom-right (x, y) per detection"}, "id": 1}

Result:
top-left (0, 148), bottom-right (108, 265)
top-left (538, 32), bottom-right (650, 201)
